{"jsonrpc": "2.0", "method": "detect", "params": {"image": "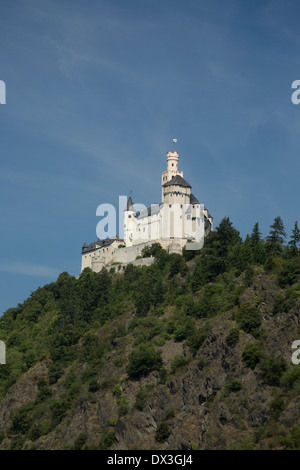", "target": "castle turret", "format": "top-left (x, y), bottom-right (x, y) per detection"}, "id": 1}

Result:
top-left (124, 194), bottom-right (136, 246)
top-left (161, 150), bottom-right (183, 200)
